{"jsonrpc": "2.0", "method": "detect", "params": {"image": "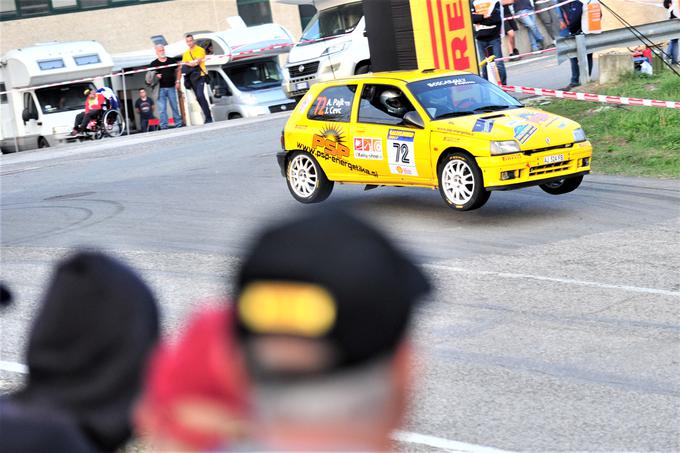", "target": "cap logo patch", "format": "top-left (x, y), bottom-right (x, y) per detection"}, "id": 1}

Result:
top-left (239, 282), bottom-right (336, 337)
